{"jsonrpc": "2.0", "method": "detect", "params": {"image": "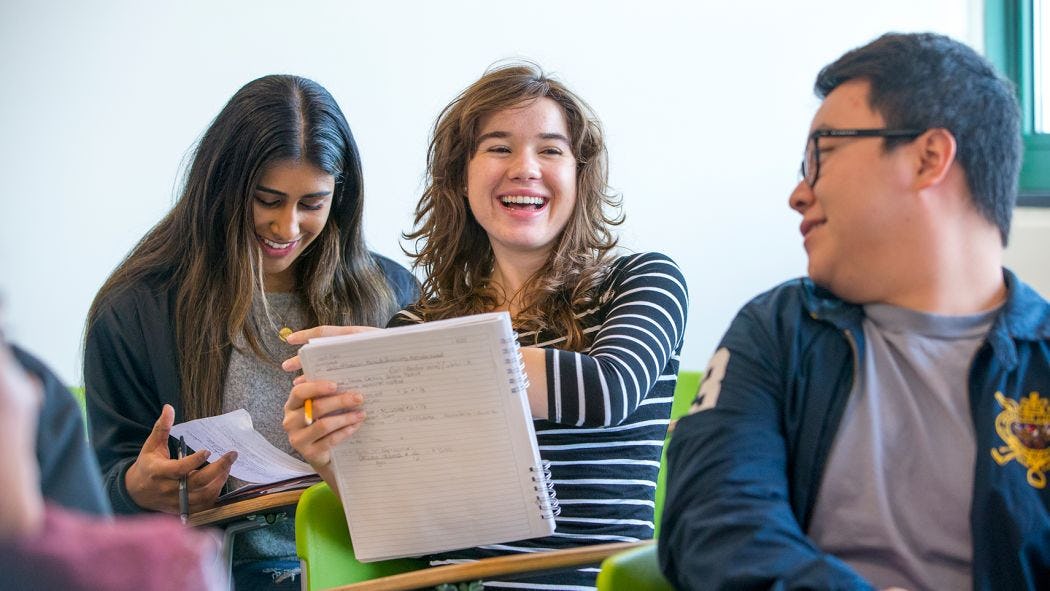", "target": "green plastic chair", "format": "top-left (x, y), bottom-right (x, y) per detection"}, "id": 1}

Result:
top-left (596, 542), bottom-right (670, 591)
top-left (654, 370), bottom-right (700, 536)
top-left (295, 370), bottom-right (703, 591)
top-left (70, 386), bottom-right (89, 438)
top-left (596, 369), bottom-right (701, 591)
top-left (295, 483), bottom-right (427, 590)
